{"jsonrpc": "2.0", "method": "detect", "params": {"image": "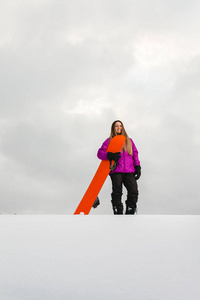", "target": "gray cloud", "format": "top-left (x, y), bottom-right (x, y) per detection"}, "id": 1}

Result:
top-left (0, 0), bottom-right (200, 214)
